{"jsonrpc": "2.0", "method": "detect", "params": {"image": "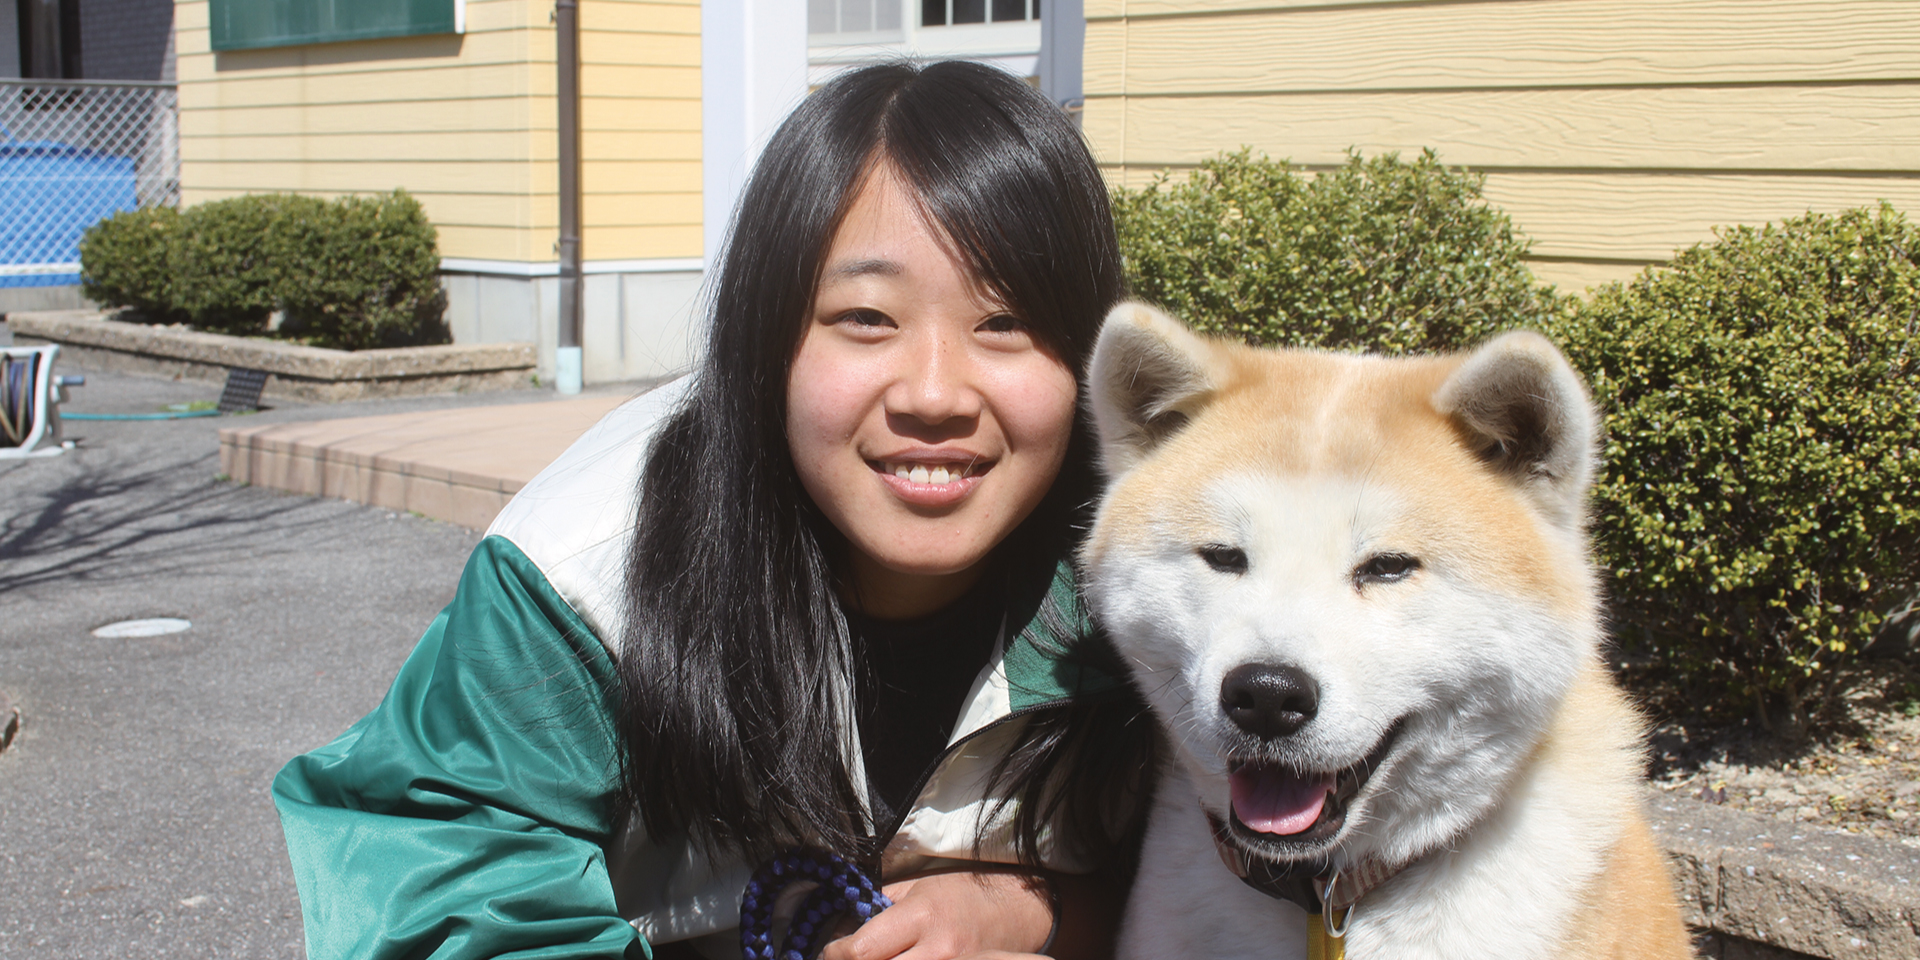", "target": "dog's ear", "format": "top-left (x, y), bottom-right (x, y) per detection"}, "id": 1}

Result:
top-left (1433, 330), bottom-right (1599, 528)
top-left (1086, 301), bottom-right (1221, 476)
